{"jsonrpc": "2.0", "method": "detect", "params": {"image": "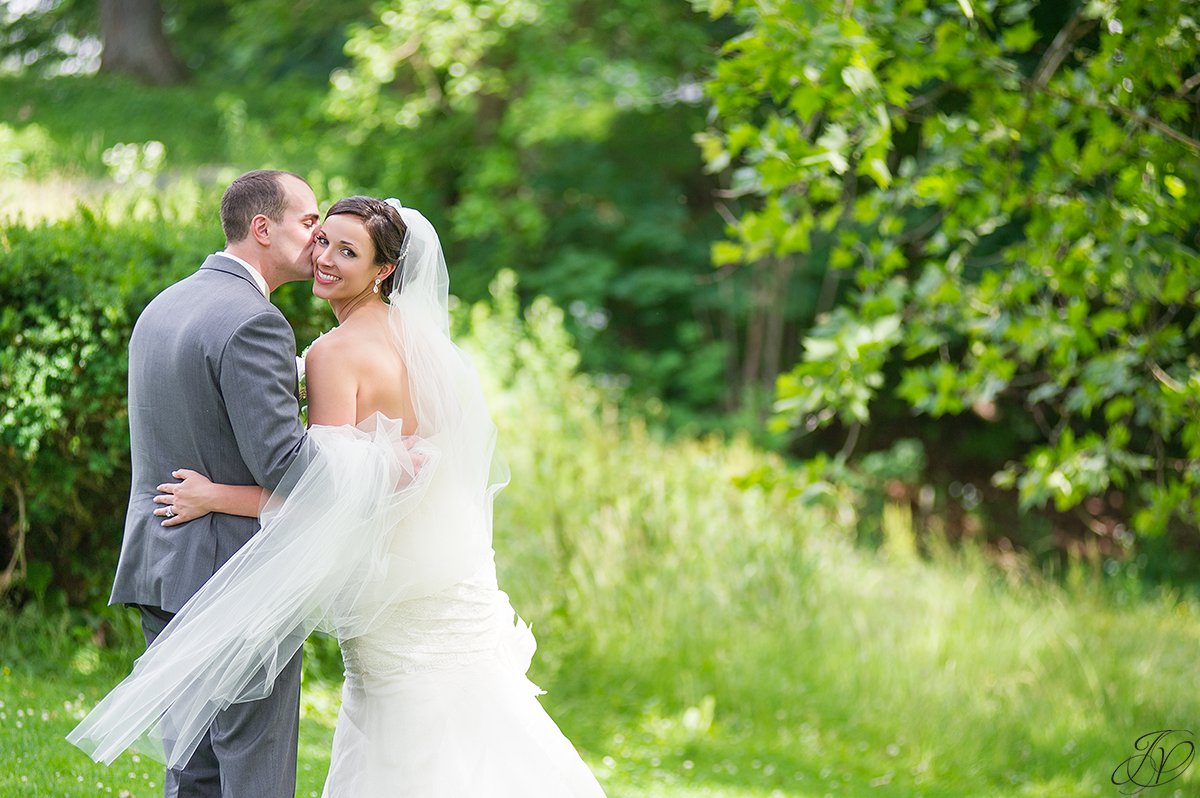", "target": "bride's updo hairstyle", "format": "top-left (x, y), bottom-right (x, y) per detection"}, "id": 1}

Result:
top-left (325, 196), bottom-right (409, 296)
